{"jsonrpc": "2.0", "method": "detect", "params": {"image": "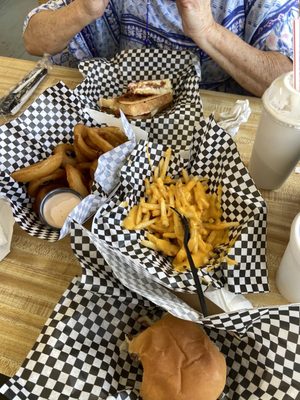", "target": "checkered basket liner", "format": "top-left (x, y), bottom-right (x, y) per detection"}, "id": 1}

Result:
top-left (74, 48), bottom-right (202, 154)
top-left (0, 84), bottom-right (137, 241)
top-left (1, 222), bottom-right (299, 400)
top-left (91, 116), bottom-right (268, 295)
